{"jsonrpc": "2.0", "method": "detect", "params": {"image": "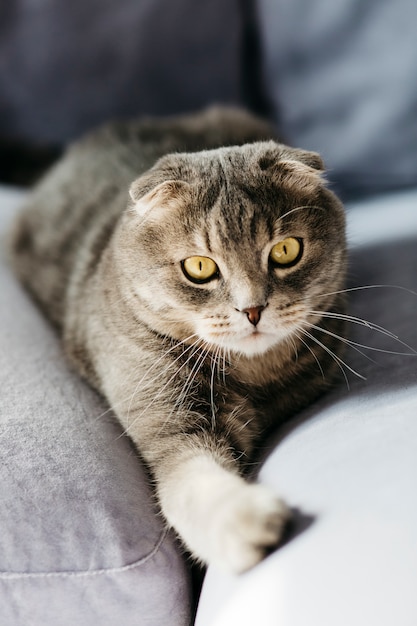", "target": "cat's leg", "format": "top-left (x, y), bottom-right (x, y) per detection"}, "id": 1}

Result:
top-left (91, 334), bottom-right (289, 572)
top-left (155, 449), bottom-right (290, 574)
